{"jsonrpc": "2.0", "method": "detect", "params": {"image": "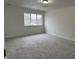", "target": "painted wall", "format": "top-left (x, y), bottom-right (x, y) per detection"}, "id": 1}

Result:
top-left (45, 6), bottom-right (75, 41)
top-left (4, 5), bottom-right (45, 38)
